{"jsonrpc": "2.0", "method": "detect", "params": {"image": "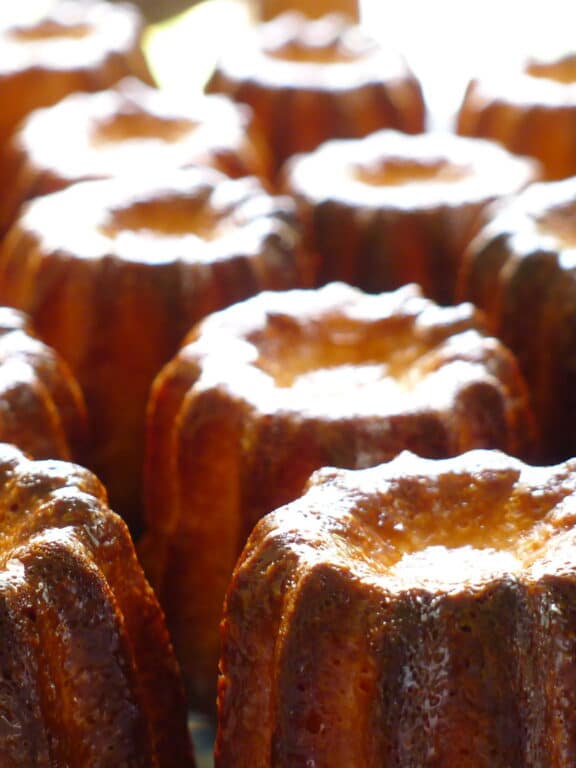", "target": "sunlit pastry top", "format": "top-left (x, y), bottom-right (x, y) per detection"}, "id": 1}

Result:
top-left (212, 12), bottom-right (416, 90)
top-left (0, 1), bottom-right (144, 76)
top-left (12, 78), bottom-right (267, 182)
top-left (285, 130), bottom-right (539, 209)
top-left (11, 168), bottom-right (294, 265)
top-left (260, 449), bottom-right (576, 590)
top-left (469, 176), bottom-right (576, 268)
top-left (175, 281), bottom-right (524, 421)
